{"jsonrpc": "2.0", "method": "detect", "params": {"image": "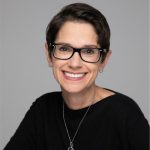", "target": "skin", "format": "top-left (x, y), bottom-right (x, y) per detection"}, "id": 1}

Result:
top-left (45, 21), bottom-right (113, 110)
